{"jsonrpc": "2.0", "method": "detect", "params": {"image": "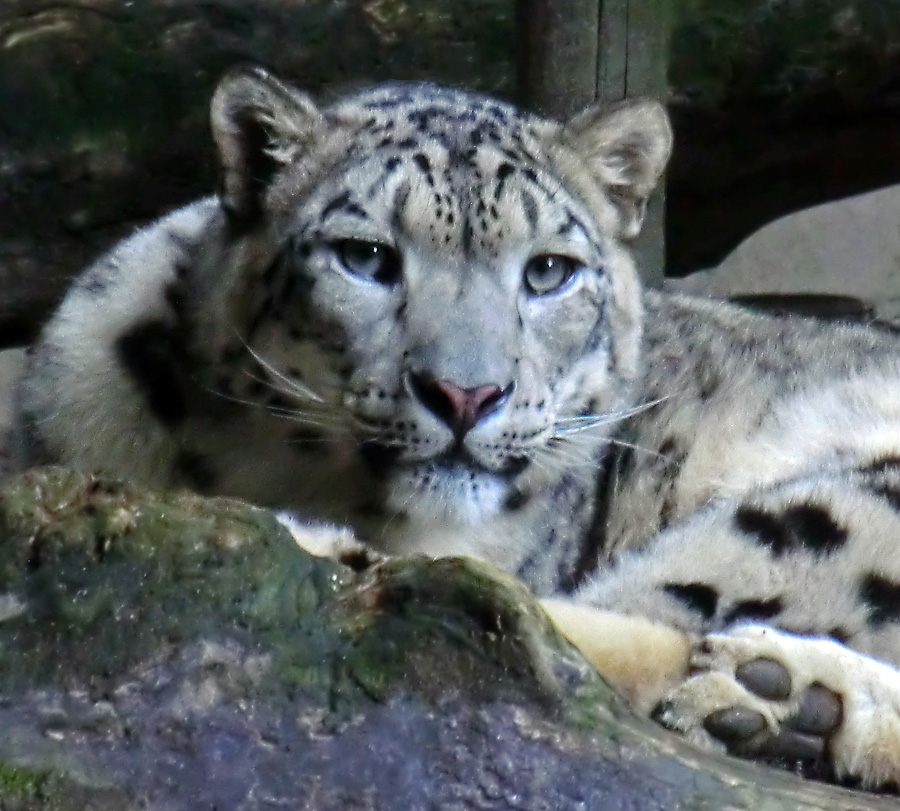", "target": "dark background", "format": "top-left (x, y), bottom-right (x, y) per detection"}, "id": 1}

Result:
top-left (2, 0), bottom-right (899, 343)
